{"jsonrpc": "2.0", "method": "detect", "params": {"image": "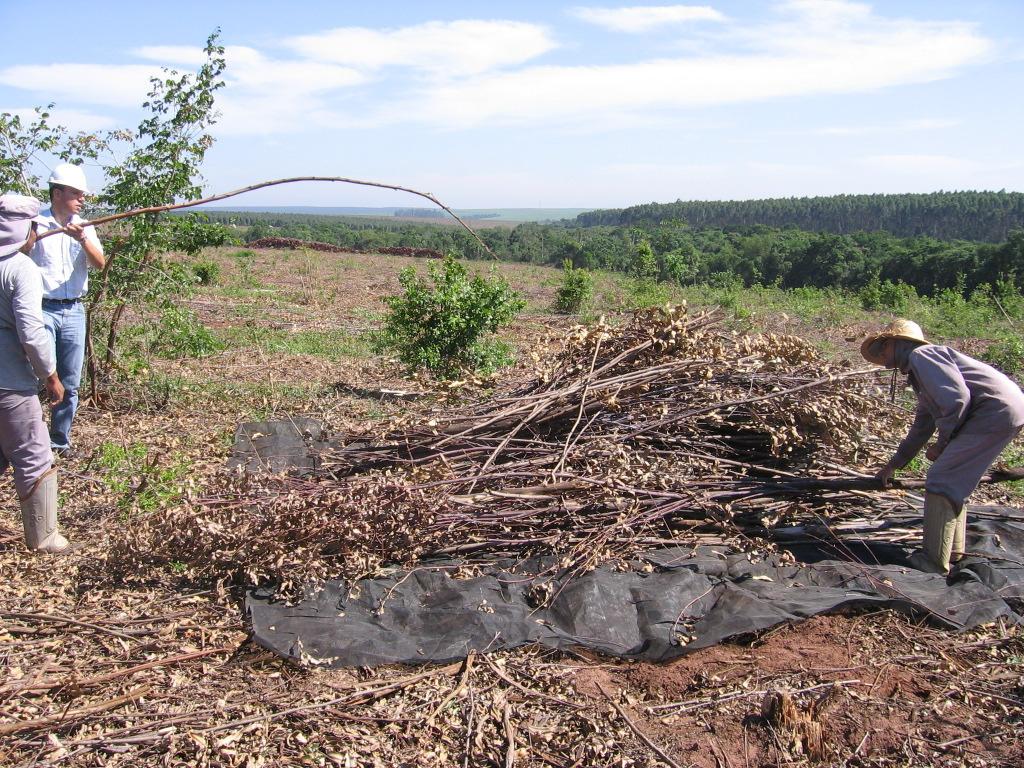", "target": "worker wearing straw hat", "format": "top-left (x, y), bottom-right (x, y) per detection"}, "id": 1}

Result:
top-left (861, 319), bottom-right (1024, 573)
top-left (0, 194), bottom-right (73, 553)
